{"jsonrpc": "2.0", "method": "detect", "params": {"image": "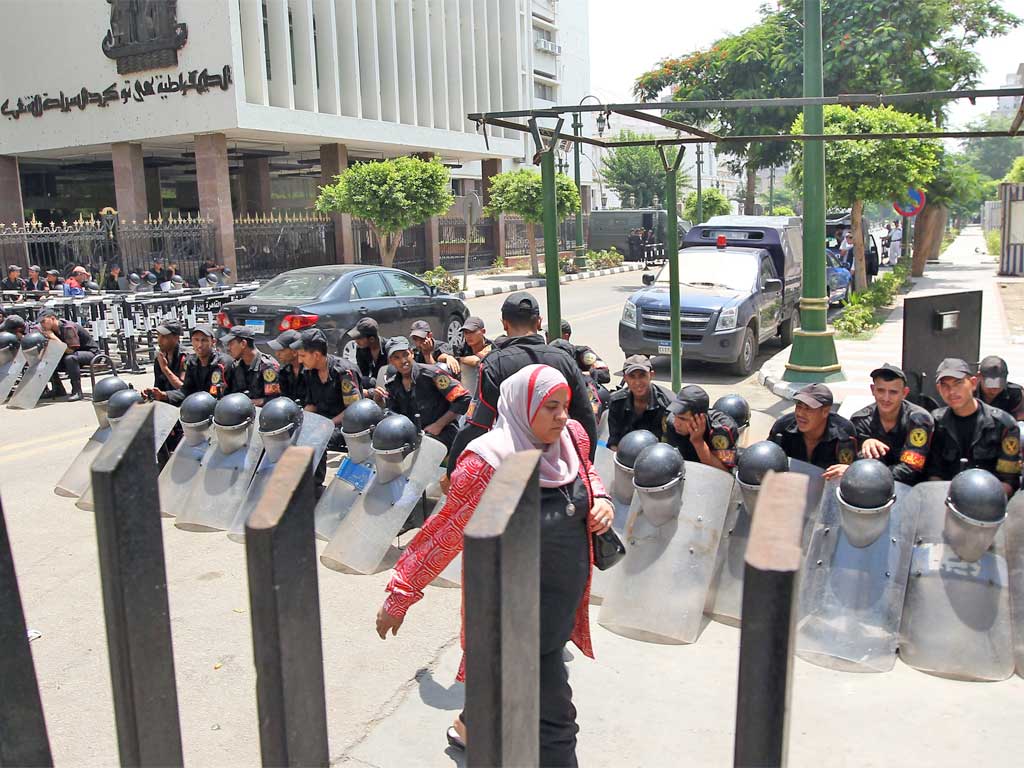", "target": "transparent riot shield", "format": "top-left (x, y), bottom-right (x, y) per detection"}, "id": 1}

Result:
top-left (598, 461), bottom-right (734, 644)
top-left (795, 482), bottom-right (917, 673)
top-left (737, 411), bottom-right (775, 449)
top-left (7, 337), bottom-right (67, 410)
top-left (313, 429), bottom-right (375, 542)
top-left (898, 481), bottom-right (1014, 682)
top-left (55, 397), bottom-right (114, 498)
top-left (1005, 493), bottom-right (1024, 679)
top-left (0, 349), bottom-right (26, 403)
top-left (158, 419), bottom-right (217, 518)
top-left (76, 401), bottom-right (180, 511)
top-left (226, 412), bottom-right (334, 542)
top-left (320, 435), bottom-right (447, 575)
